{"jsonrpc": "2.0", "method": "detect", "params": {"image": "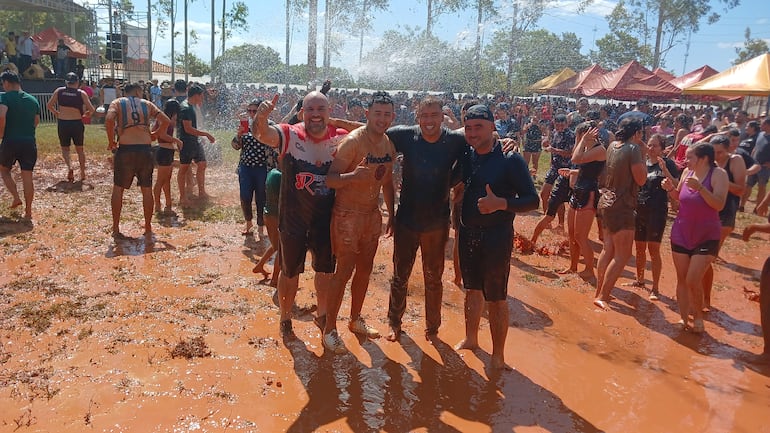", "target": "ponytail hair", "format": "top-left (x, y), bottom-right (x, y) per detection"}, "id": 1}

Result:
top-left (615, 117), bottom-right (643, 142)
